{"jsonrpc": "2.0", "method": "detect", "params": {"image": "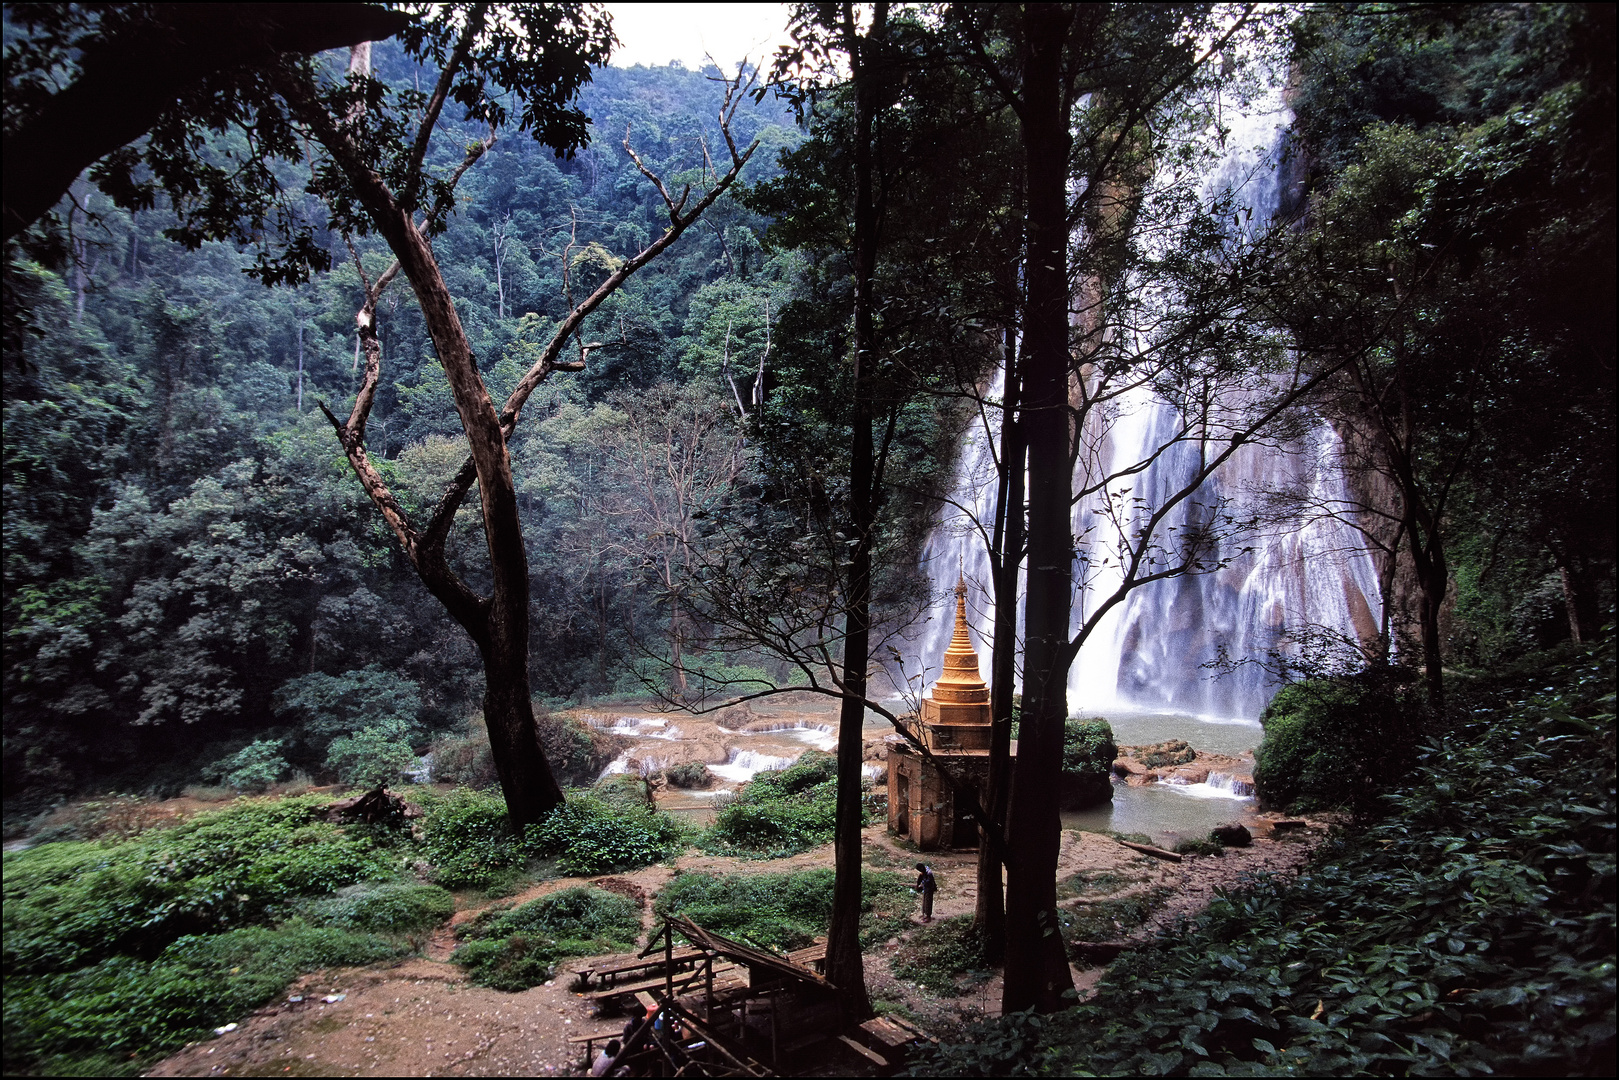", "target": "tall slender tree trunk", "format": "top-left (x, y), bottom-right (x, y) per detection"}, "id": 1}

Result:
top-left (824, 0), bottom-right (888, 1023)
top-left (976, 331), bottom-right (1023, 965)
top-left (1003, 1), bottom-right (1078, 1015)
